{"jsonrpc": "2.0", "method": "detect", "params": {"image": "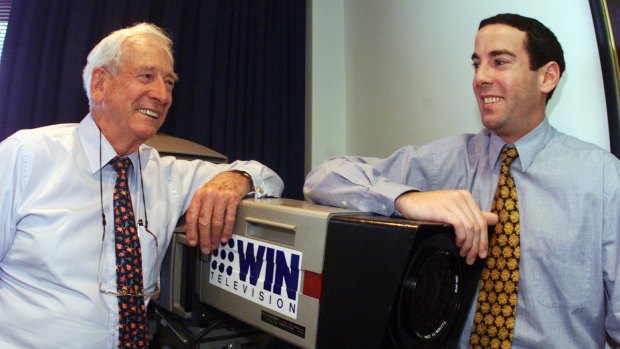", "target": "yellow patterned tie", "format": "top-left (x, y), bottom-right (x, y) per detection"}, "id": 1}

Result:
top-left (470, 146), bottom-right (520, 349)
